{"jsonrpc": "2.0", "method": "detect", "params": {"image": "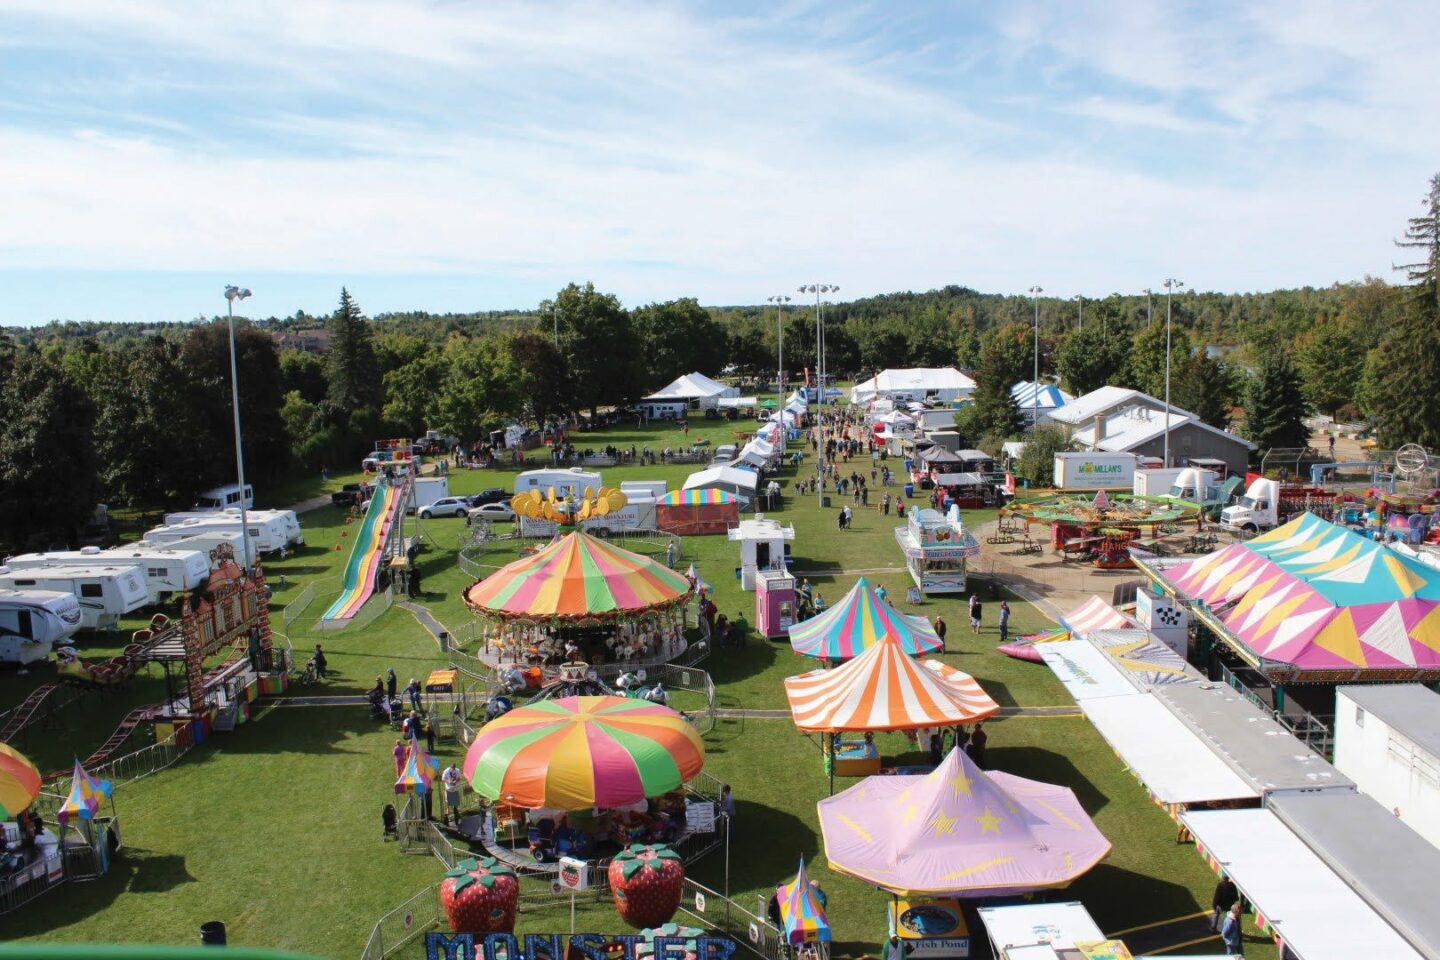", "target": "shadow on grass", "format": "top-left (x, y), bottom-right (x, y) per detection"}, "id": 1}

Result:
top-left (1065, 862), bottom-right (1202, 933)
top-left (703, 638), bottom-right (778, 687)
top-left (983, 744), bottom-right (1109, 815)
top-left (0, 848), bottom-right (198, 939)
top-left (687, 803), bottom-right (822, 898)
